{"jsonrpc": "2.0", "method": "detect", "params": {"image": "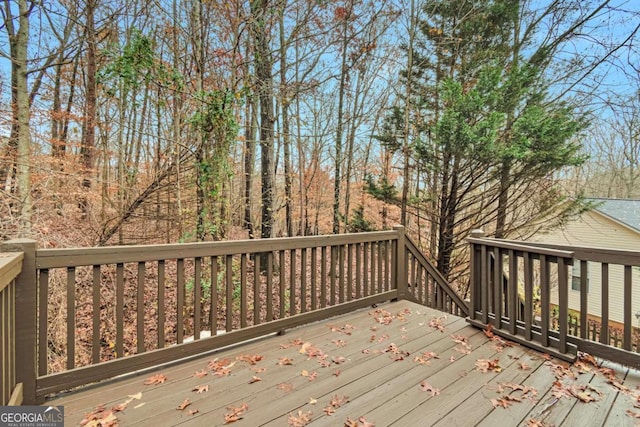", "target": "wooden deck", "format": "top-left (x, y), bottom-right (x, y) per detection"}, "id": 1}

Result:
top-left (49, 301), bottom-right (640, 426)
